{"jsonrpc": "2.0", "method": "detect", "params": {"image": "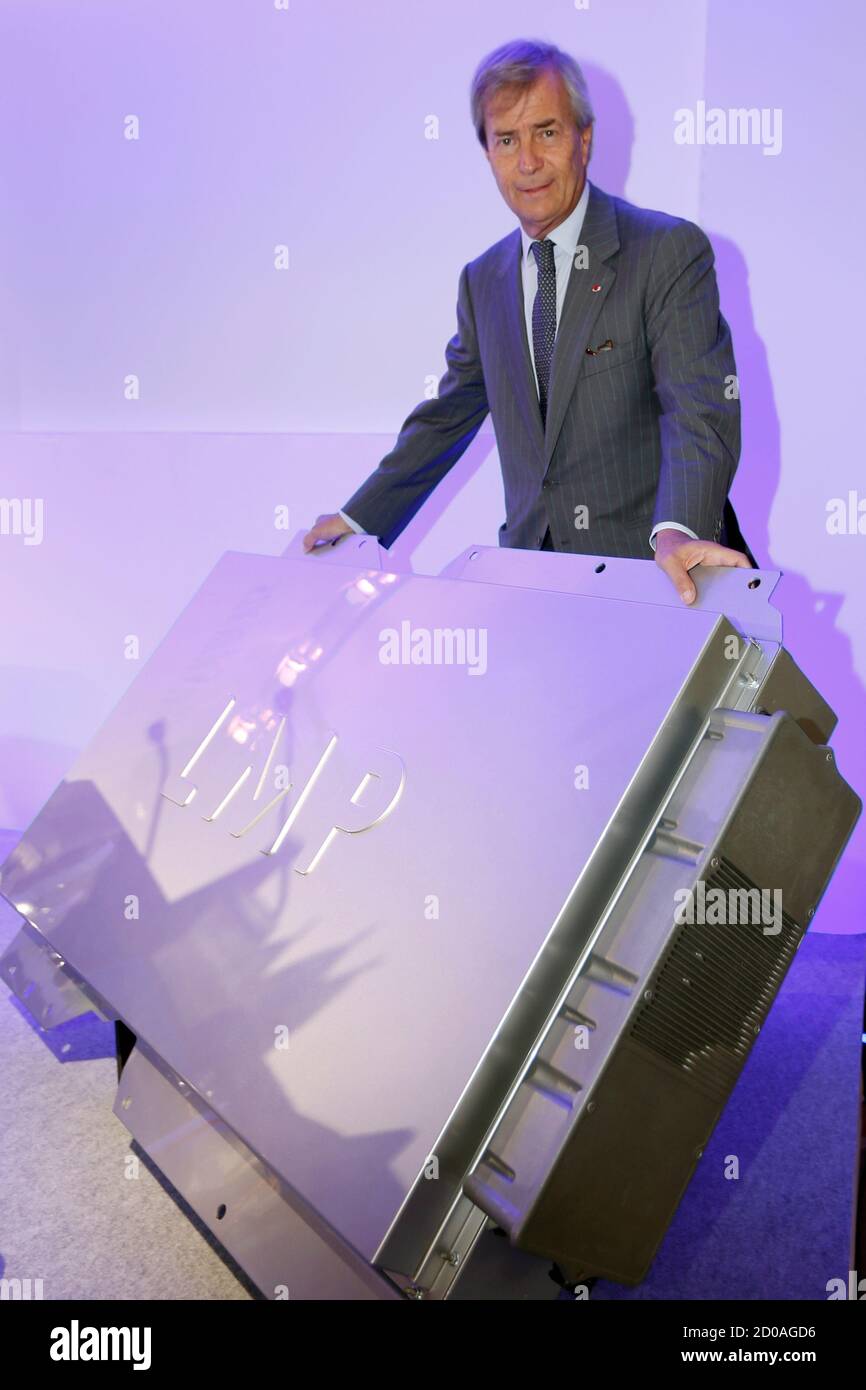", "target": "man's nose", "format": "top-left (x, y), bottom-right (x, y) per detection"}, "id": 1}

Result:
top-left (517, 141), bottom-right (543, 174)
